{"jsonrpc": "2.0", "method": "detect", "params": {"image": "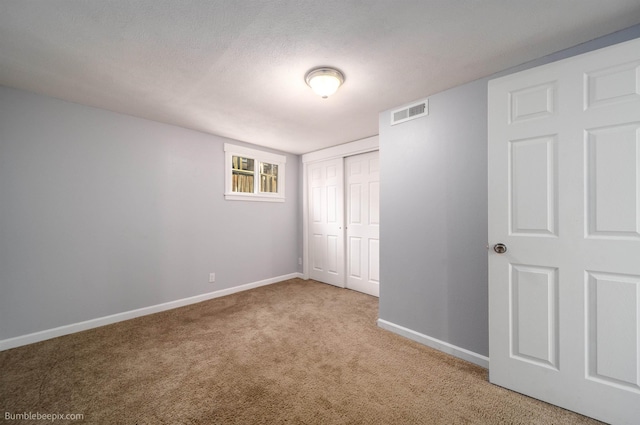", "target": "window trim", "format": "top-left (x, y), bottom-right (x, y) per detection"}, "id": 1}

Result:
top-left (224, 143), bottom-right (286, 202)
